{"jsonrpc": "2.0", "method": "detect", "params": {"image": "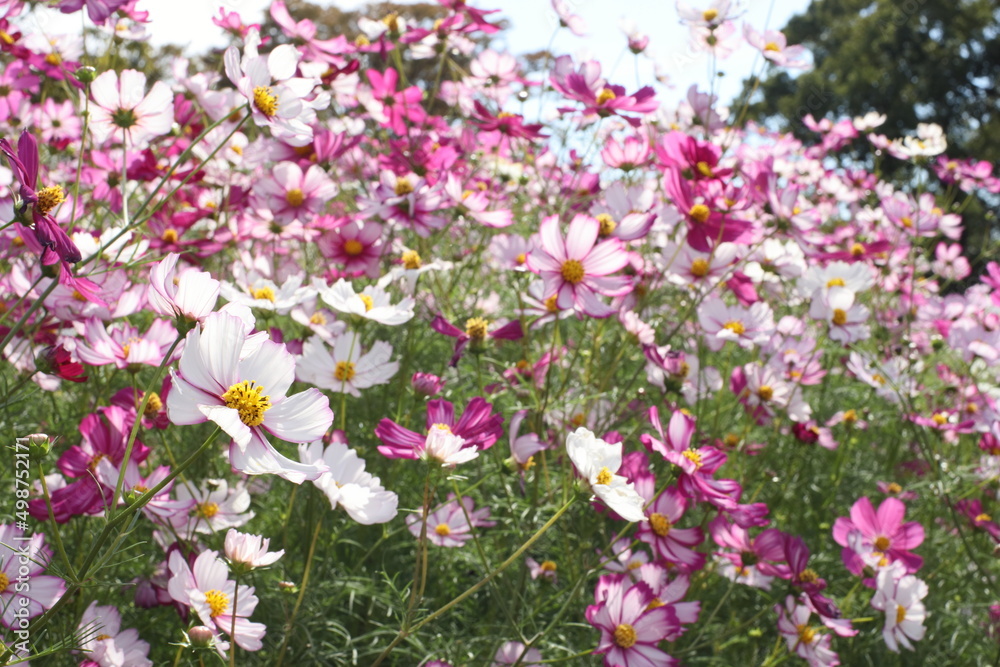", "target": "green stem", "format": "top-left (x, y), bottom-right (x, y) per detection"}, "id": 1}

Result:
top-left (275, 513), bottom-right (324, 667)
